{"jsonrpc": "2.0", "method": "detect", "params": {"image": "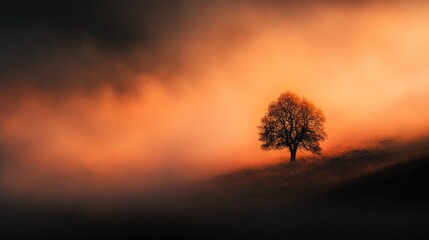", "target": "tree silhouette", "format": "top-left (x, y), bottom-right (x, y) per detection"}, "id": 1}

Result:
top-left (258, 91), bottom-right (327, 162)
